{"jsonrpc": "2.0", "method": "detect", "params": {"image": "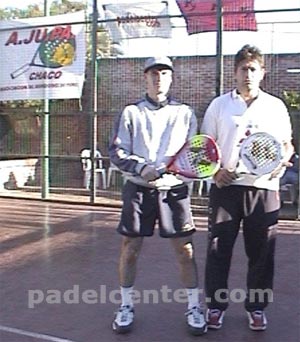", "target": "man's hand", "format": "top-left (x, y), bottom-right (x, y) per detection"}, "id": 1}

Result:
top-left (269, 141), bottom-right (294, 180)
top-left (269, 160), bottom-right (293, 180)
top-left (140, 165), bottom-right (160, 182)
top-left (214, 169), bottom-right (238, 188)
